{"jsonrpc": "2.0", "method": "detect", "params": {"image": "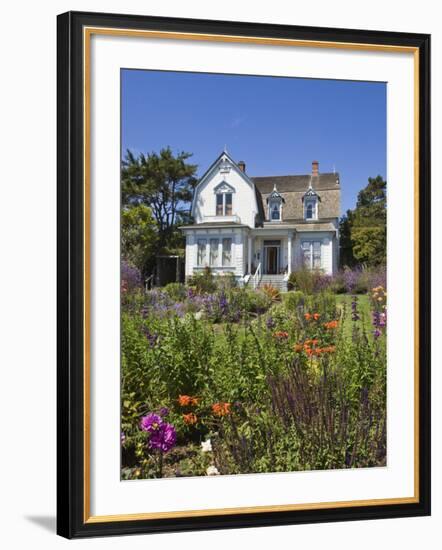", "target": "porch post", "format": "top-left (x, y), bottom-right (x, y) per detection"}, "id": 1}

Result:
top-left (287, 232), bottom-right (292, 275)
top-left (247, 235), bottom-right (252, 274)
